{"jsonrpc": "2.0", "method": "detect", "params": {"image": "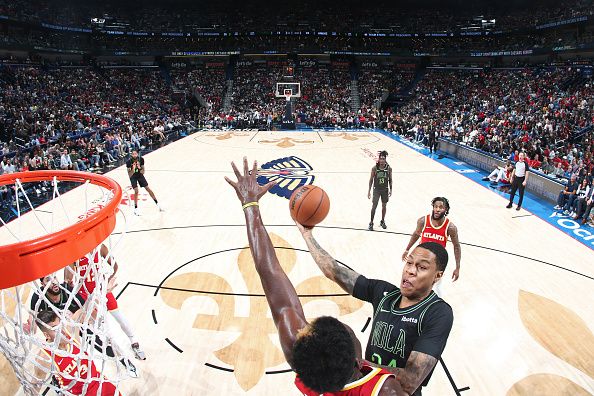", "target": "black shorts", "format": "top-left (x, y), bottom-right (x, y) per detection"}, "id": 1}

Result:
top-left (373, 189), bottom-right (389, 204)
top-left (130, 174), bottom-right (148, 188)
